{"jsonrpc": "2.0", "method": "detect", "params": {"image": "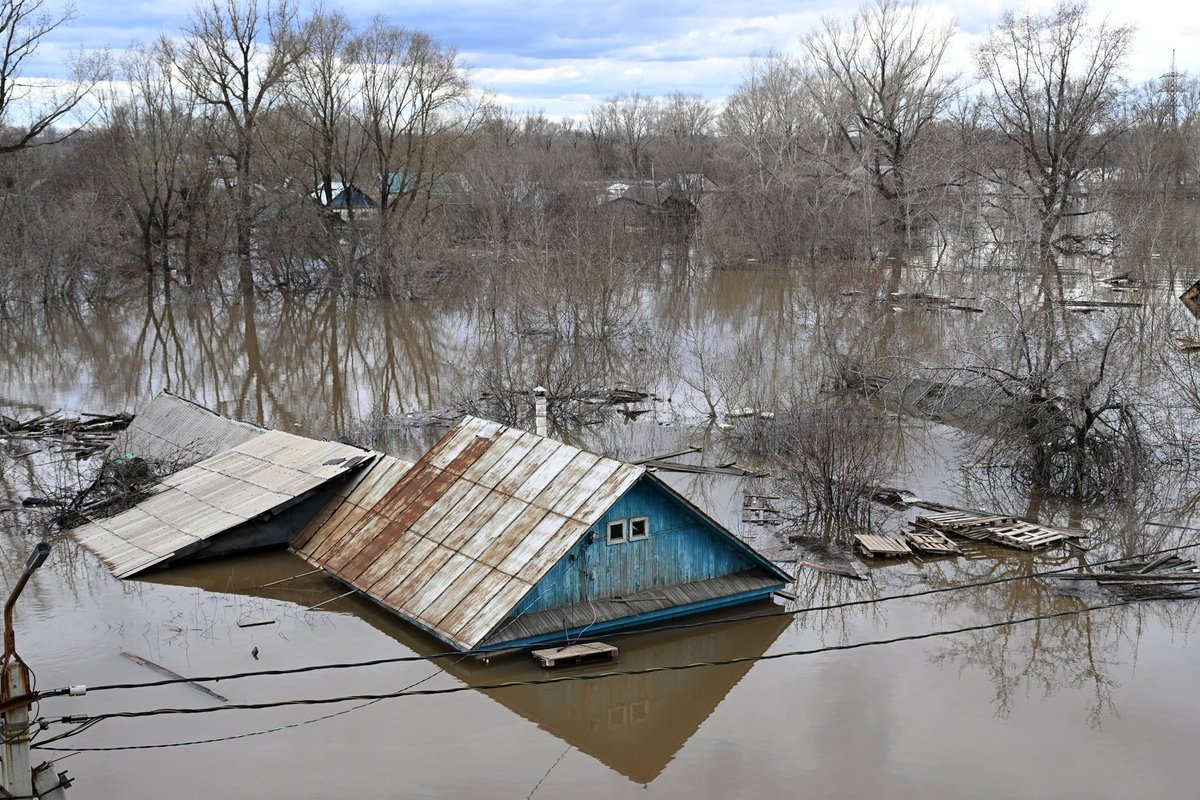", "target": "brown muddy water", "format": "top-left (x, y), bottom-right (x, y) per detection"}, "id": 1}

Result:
top-left (1, 265), bottom-right (1199, 798)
